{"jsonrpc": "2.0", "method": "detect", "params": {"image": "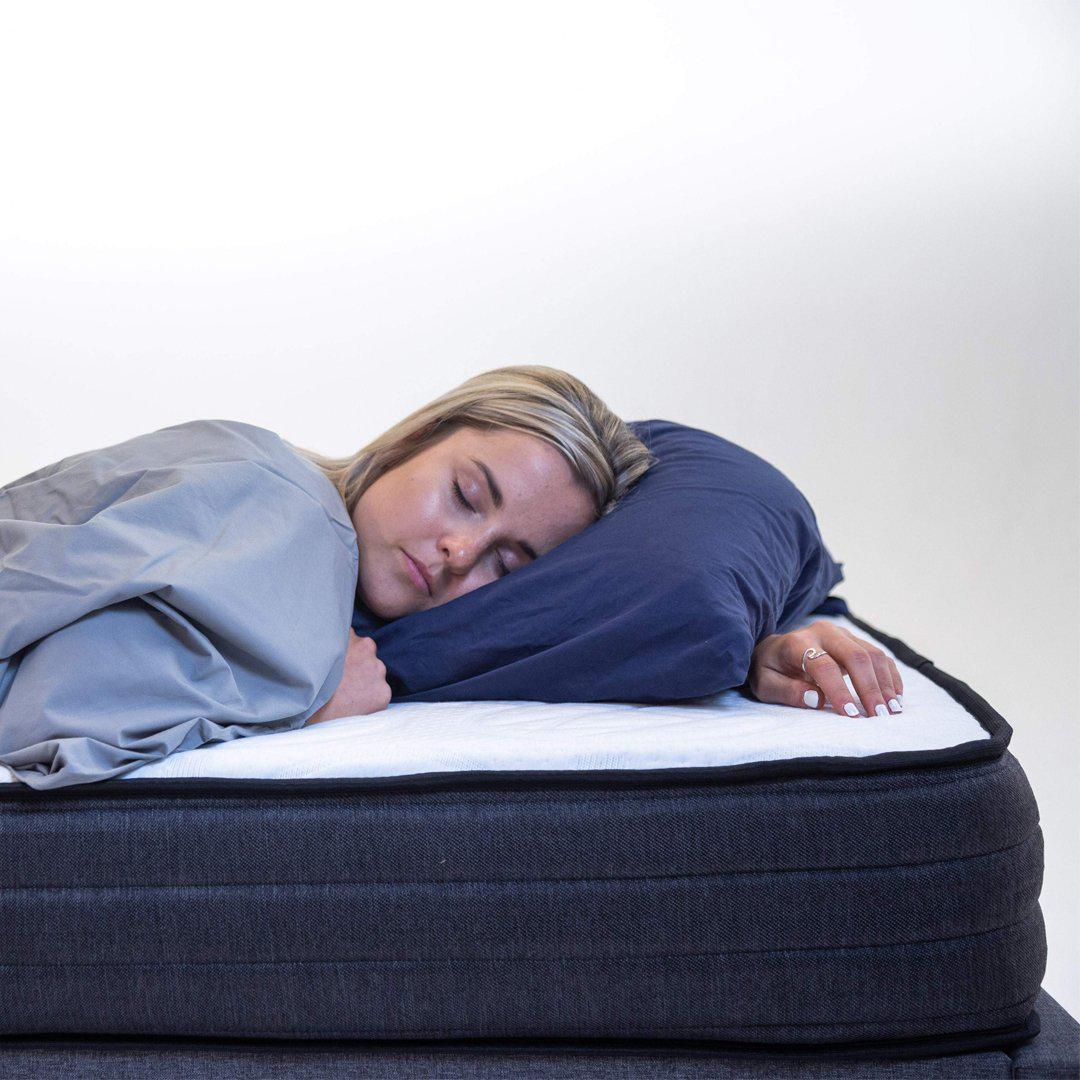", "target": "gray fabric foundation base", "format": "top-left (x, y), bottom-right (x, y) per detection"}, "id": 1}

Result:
top-left (0, 988), bottom-right (1075, 1079)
